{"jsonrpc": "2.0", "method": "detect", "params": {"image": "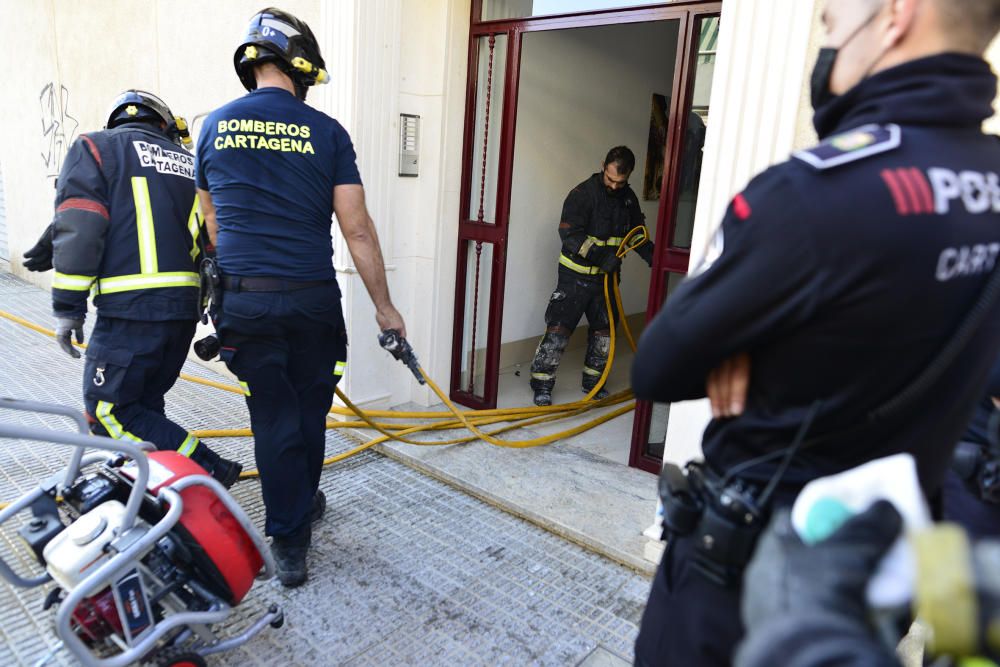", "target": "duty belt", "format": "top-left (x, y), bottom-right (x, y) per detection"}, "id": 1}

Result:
top-left (222, 276), bottom-right (333, 293)
top-left (558, 253), bottom-right (604, 275)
